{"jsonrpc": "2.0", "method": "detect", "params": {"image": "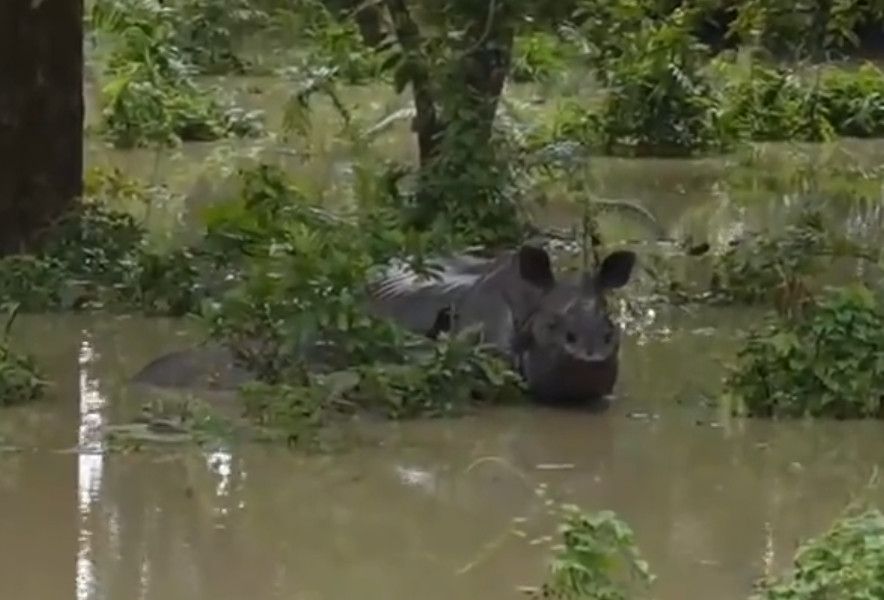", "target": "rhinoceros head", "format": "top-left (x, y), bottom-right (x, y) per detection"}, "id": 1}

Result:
top-left (505, 244), bottom-right (636, 404)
